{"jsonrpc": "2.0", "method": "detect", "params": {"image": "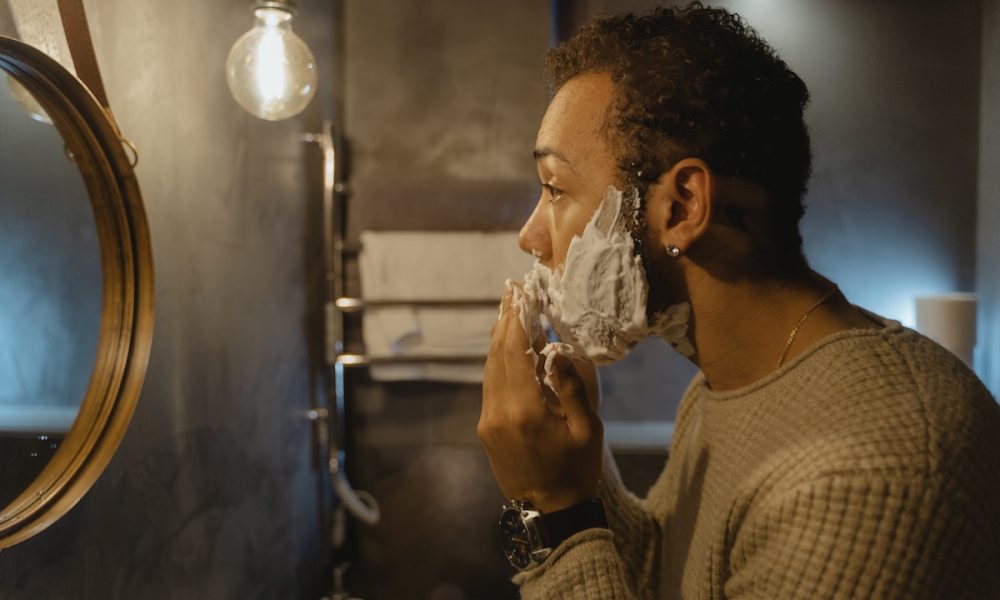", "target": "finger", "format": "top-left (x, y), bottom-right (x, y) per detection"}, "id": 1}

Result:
top-left (538, 372), bottom-right (564, 416)
top-left (548, 354), bottom-right (600, 441)
top-left (531, 328), bottom-right (548, 355)
top-left (483, 292), bottom-right (513, 421)
top-left (490, 289), bottom-right (507, 336)
top-left (480, 358), bottom-right (494, 423)
top-left (503, 296), bottom-right (546, 413)
top-left (576, 360), bottom-right (601, 413)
